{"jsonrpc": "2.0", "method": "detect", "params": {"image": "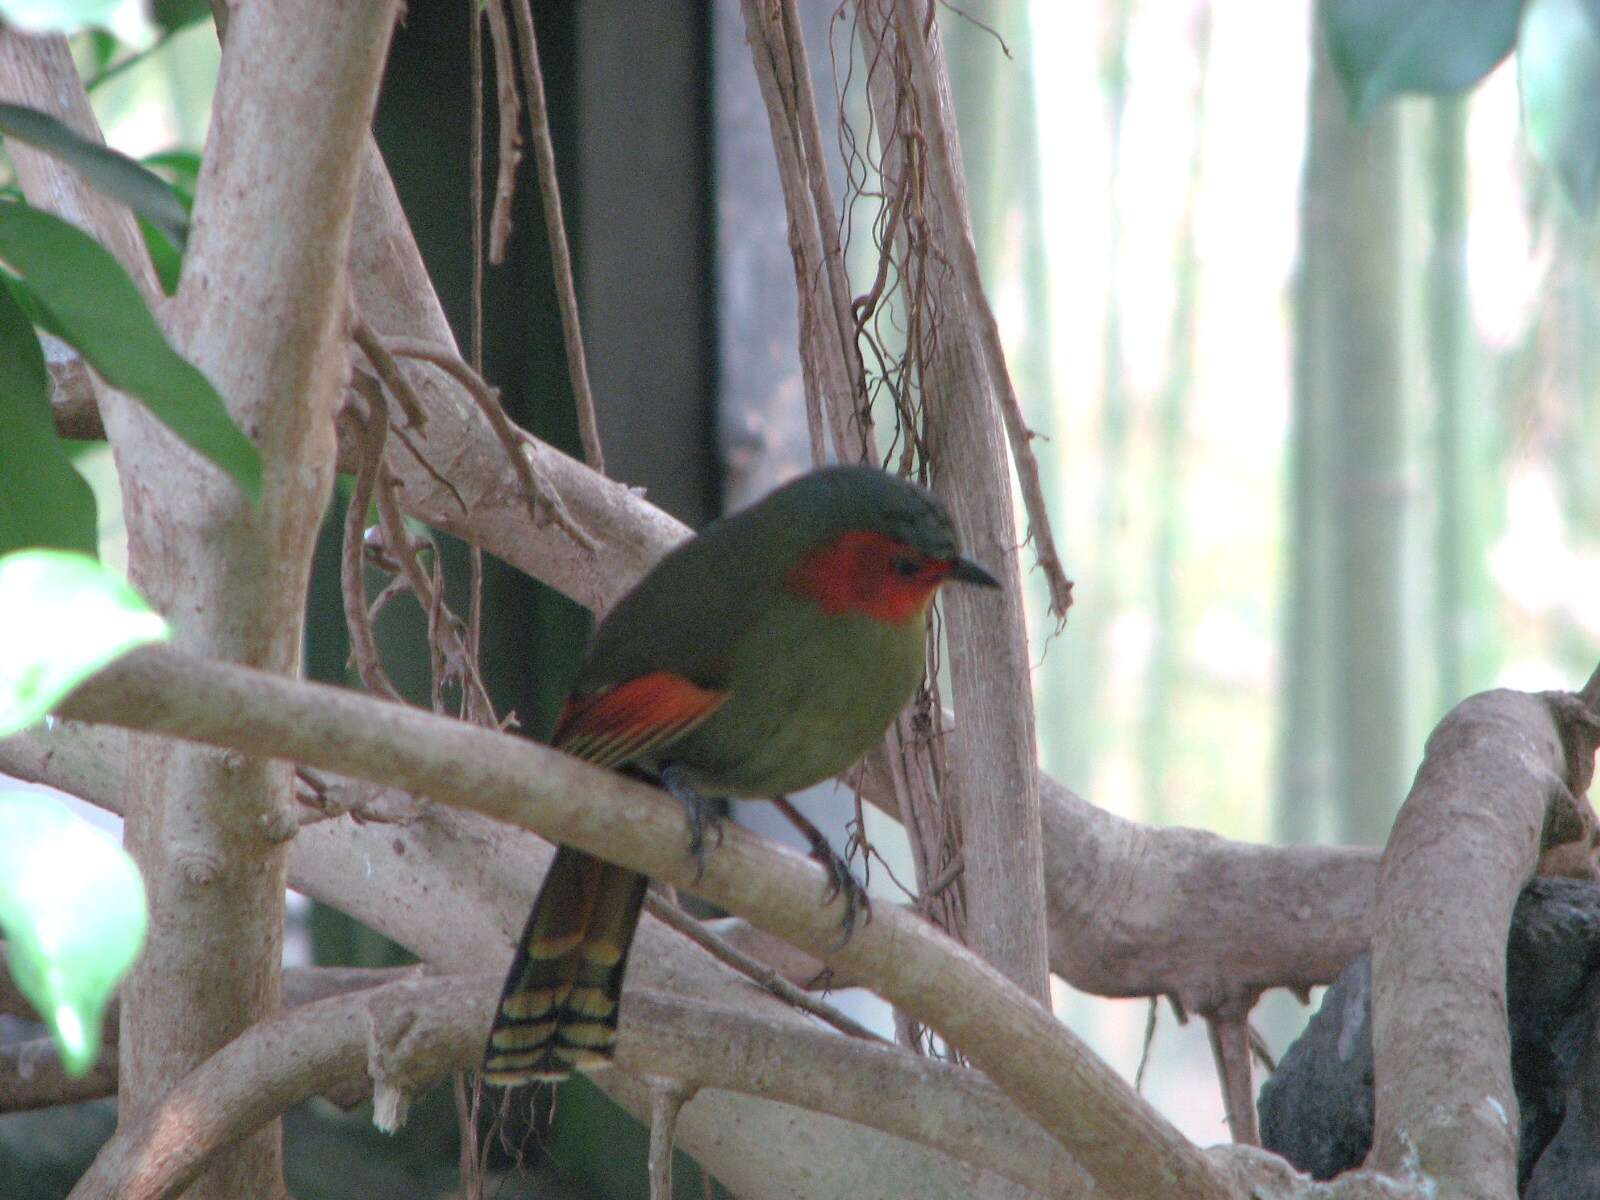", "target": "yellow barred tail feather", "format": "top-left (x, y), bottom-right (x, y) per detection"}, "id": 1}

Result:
top-left (483, 845), bottom-right (648, 1086)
